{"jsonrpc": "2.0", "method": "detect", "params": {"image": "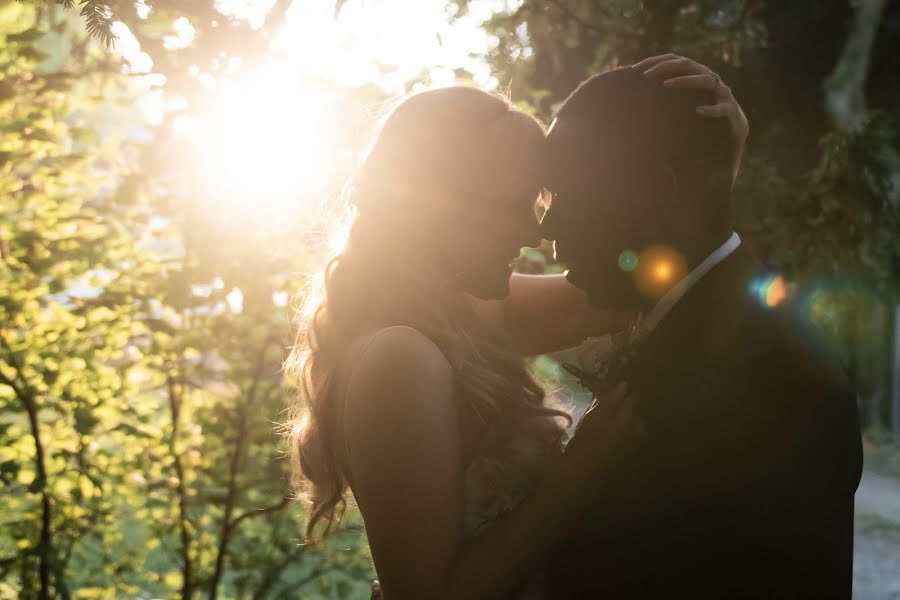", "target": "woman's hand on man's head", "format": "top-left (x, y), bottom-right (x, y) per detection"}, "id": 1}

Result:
top-left (634, 54), bottom-right (749, 181)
